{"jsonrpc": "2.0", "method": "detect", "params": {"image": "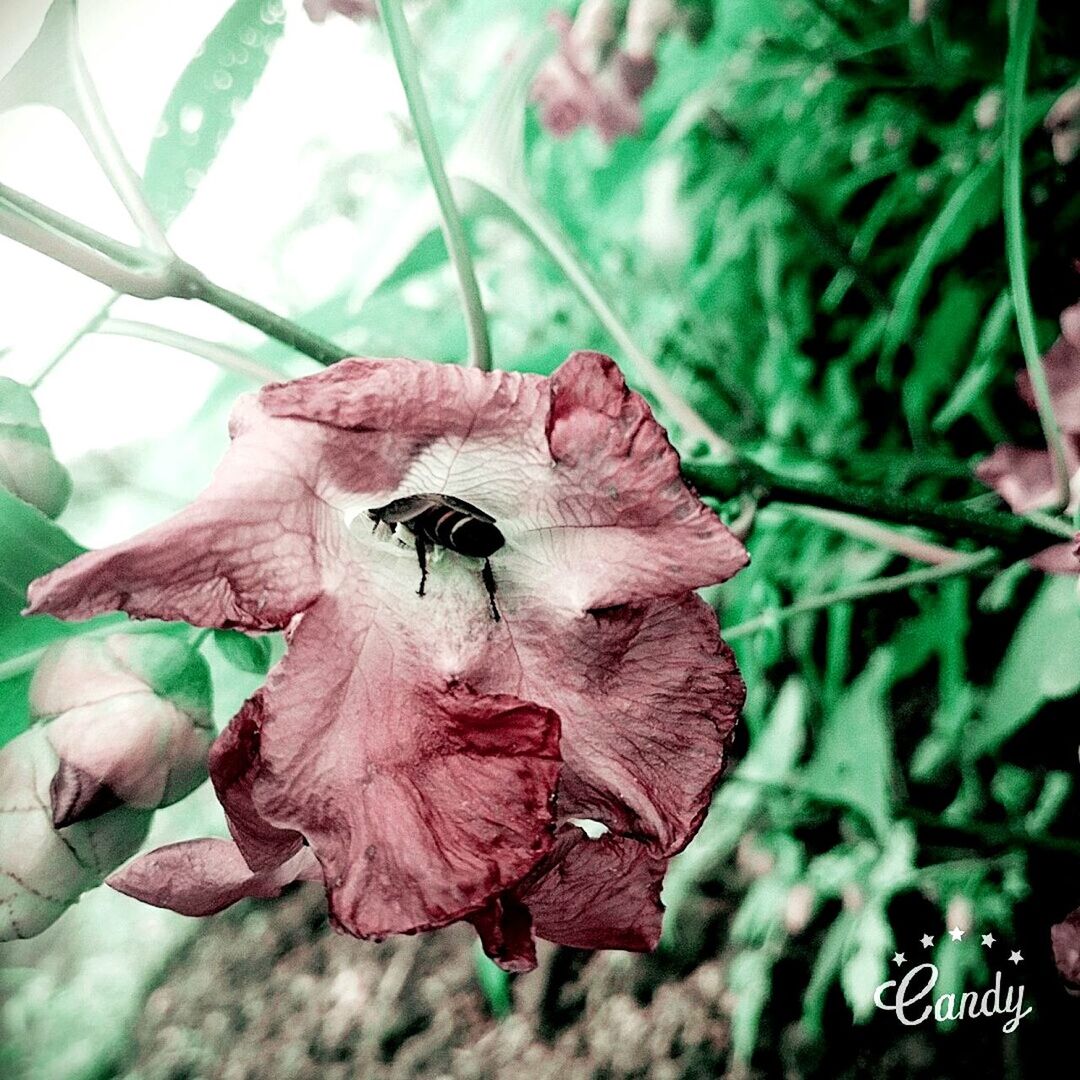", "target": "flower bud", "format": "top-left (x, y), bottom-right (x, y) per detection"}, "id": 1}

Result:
top-left (625, 0), bottom-right (675, 60)
top-left (29, 634), bottom-right (214, 828)
top-left (1046, 87), bottom-right (1080, 166)
top-left (0, 725), bottom-right (151, 941)
top-left (0, 377), bottom-right (71, 519)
